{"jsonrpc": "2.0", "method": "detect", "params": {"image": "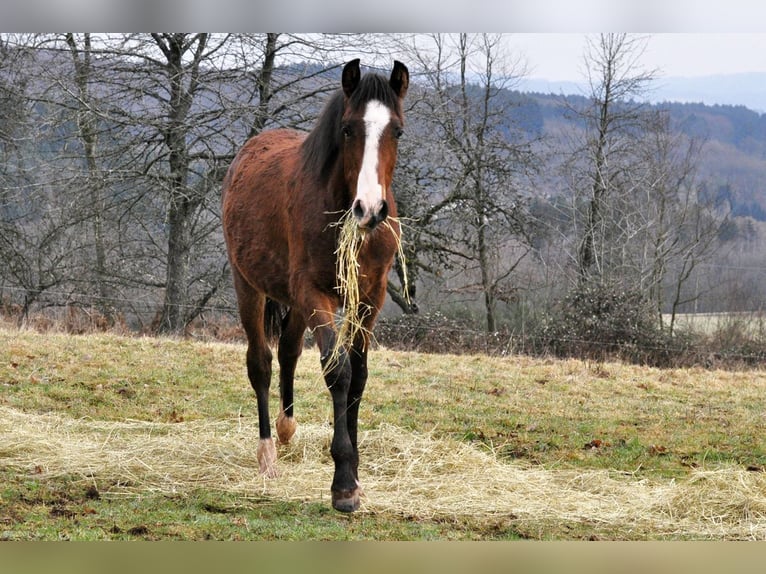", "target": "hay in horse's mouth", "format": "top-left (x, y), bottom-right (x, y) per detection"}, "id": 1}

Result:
top-left (329, 210), bottom-right (408, 367)
top-left (334, 210), bottom-right (368, 355)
